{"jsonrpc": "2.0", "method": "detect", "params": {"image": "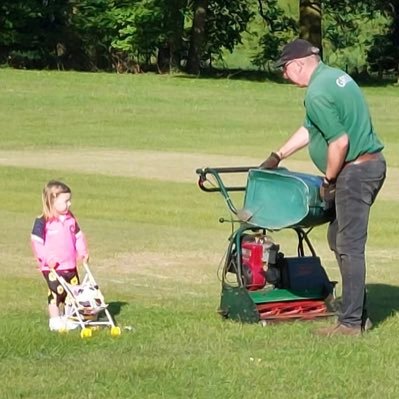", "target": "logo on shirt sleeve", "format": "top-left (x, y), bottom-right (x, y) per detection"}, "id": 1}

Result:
top-left (336, 74), bottom-right (352, 87)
